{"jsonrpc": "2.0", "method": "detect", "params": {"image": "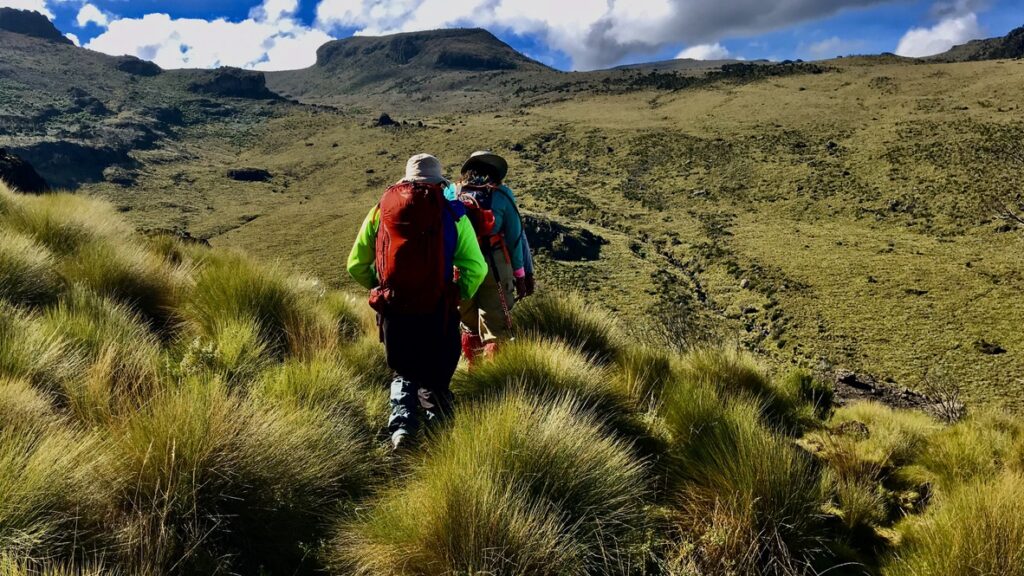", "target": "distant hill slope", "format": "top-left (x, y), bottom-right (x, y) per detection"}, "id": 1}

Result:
top-left (931, 25), bottom-right (1024, 61)
top-left (265, 28), bottom-right (572, 114)
top-left (0, 9), bottom-right (291, 189)
top-left (612, 57), bottom-right (768, 72)
top-left (0, 7), bottom-right (71, 44)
